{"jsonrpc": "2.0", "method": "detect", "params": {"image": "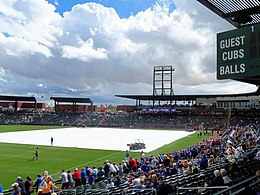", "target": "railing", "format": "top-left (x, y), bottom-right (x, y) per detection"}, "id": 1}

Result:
top-left (120, 188), bottom-right (156, 195)
top-left (3, 185), bottom-right (156, 195)
top-left (57, 187), bottom-right (156, 195)
top-left (177, 186), bottom-right (229, 195)
top-left (84, 188), bottom-right (157, 195)
top-left (214, 174), bottom-right (260, 195)
top-left (3, 180), bottom-right (62, 195)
